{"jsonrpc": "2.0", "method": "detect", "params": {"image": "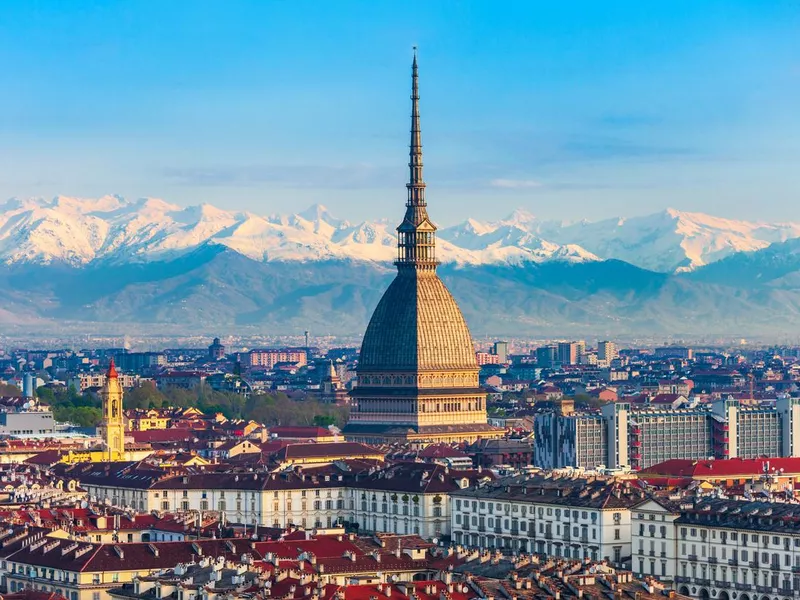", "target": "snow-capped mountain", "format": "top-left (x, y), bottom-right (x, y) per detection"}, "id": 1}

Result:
top-left (0, 195), bottom-right (599, 267)
top-left (537, 209), bottom-right (800, 272)
top-left (1, 196), bottom-right (799, 272)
